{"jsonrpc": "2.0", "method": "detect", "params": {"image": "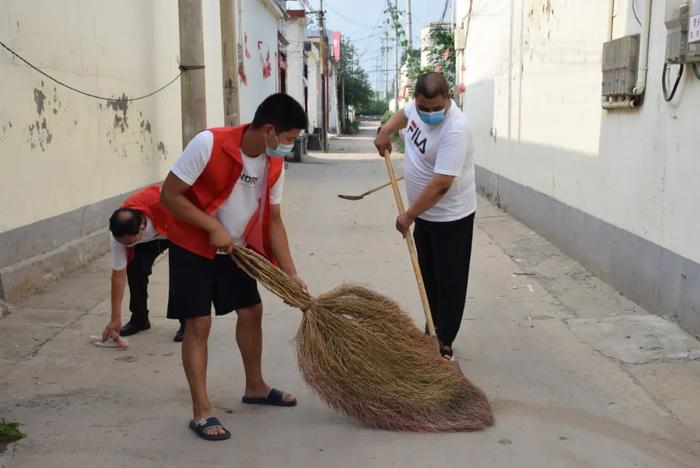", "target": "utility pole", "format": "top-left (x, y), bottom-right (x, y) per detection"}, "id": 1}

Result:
top-left (394, 0), bottom-right (400, 110)
top-left (381, 31), bottom-right (390, 101)
top-left (379, 36), bottom-right (385, 100)
top-left (349, 47), bottom-right (354, 74)
top-left (406, 0), bottom-right (413, 49)
top-left (178, 0), bottom-right (207, 146)
top-left (375, 56), bottom-right (381, 94)
top-left (384, 32), bottom-right (391, 102)
top-left (341, 38), bottom-right (347, 132)
top-left (319, 0), bottom-right (329, 151)
top-left (341, 75), bottom-right (346, 133)
top-left (220, 0), bottom-right (240, 127)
